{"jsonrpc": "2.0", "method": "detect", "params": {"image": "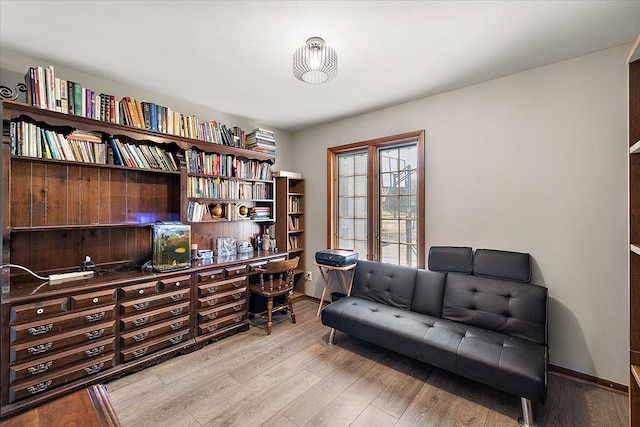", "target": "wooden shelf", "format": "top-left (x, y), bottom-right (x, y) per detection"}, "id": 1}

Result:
top-left (631, 244), bottom-right (640, 256)
top-left (10, 223), bottom-right (162, 232)
top-left (631, 140), bottom-right (640, 154)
